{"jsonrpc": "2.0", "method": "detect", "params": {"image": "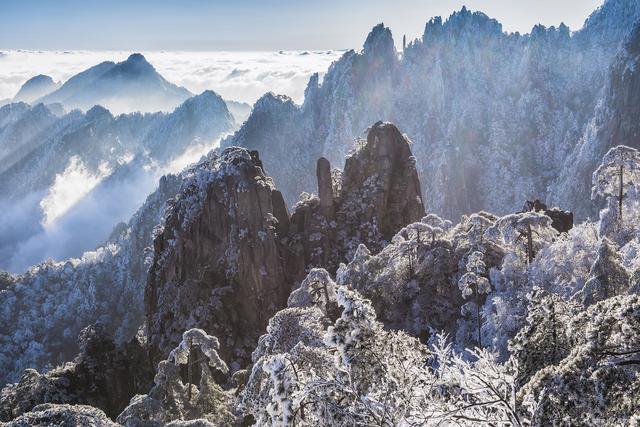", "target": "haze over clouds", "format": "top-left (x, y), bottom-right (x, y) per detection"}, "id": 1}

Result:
top-left (0, 50), bottom-right (343, 104)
